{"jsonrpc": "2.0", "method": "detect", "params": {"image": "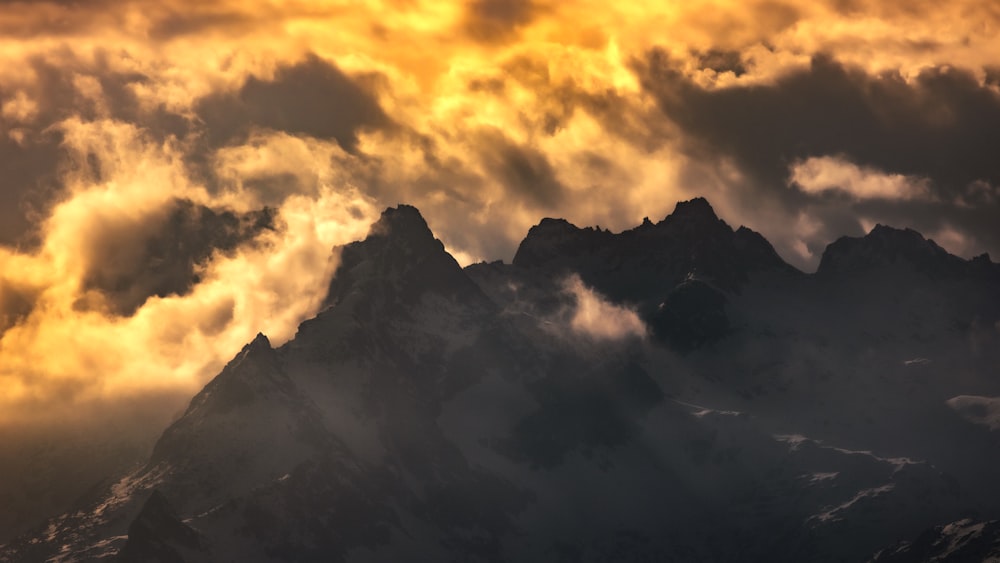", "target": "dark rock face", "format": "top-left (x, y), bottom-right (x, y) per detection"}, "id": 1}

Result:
top-left (649, 279), bottom-right (729, 352)
top-left (818, 224), bottom-right (998, 279)
top-left (512, 197), bottom-right (795, 298)
top-left (8, 199), bottom-right (1000, 563)
top-left (118, 490), bottom-right (207, 563)
top-left (325, 204), bottom-right (487, 309)
top-left (501, 197), bottom-right (793, 353)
